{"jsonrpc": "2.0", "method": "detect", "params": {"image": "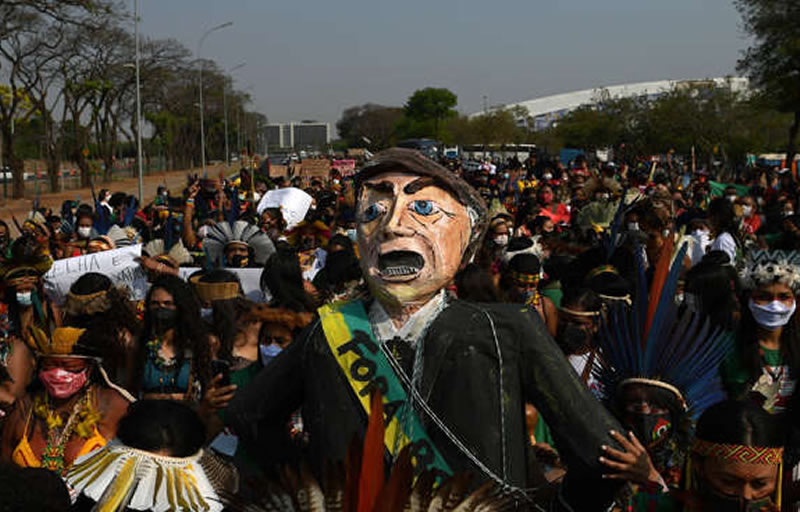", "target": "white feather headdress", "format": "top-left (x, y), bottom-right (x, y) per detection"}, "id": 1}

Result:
top-left (202, 220), bottom-right (275, 267)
